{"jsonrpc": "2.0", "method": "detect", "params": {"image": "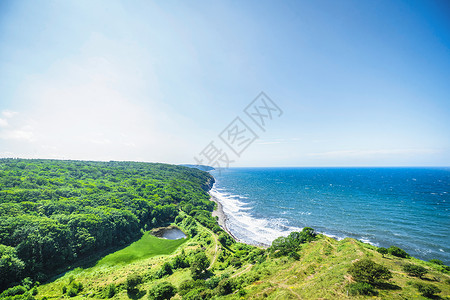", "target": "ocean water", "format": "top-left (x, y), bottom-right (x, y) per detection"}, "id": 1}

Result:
top-left (209, 167), bottom-right (450, 264)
